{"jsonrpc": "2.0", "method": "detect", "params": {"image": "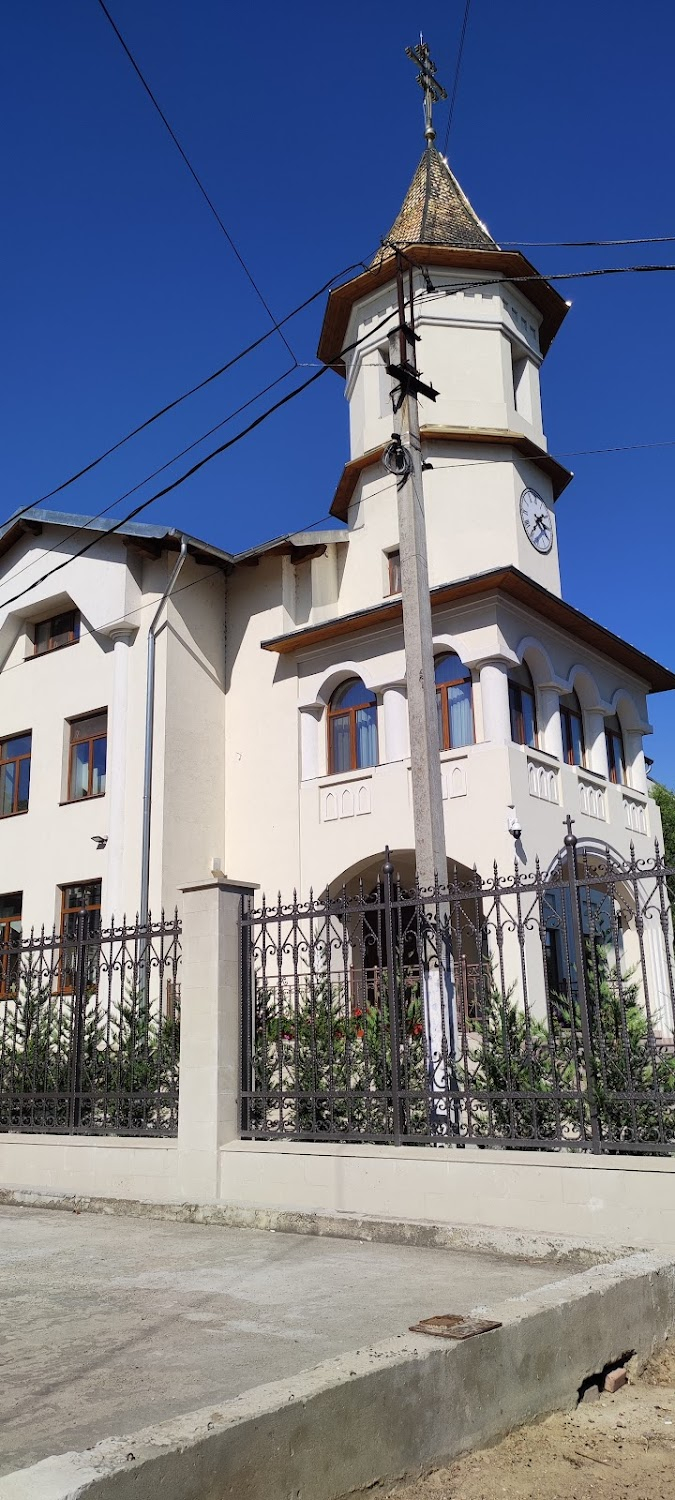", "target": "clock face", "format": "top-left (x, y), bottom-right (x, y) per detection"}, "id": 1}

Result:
top-left (519, 488), bottom-right (553, 553)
